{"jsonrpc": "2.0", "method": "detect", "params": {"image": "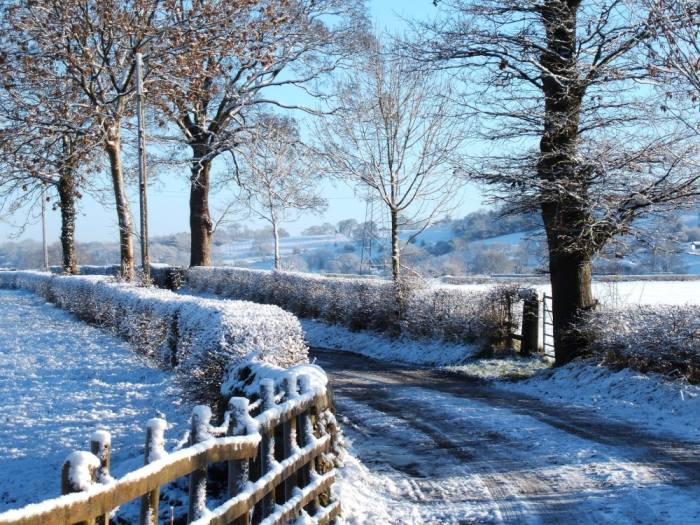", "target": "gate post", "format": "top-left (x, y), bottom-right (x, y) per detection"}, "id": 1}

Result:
top-left (519, 288), bottom-right (539, 357)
